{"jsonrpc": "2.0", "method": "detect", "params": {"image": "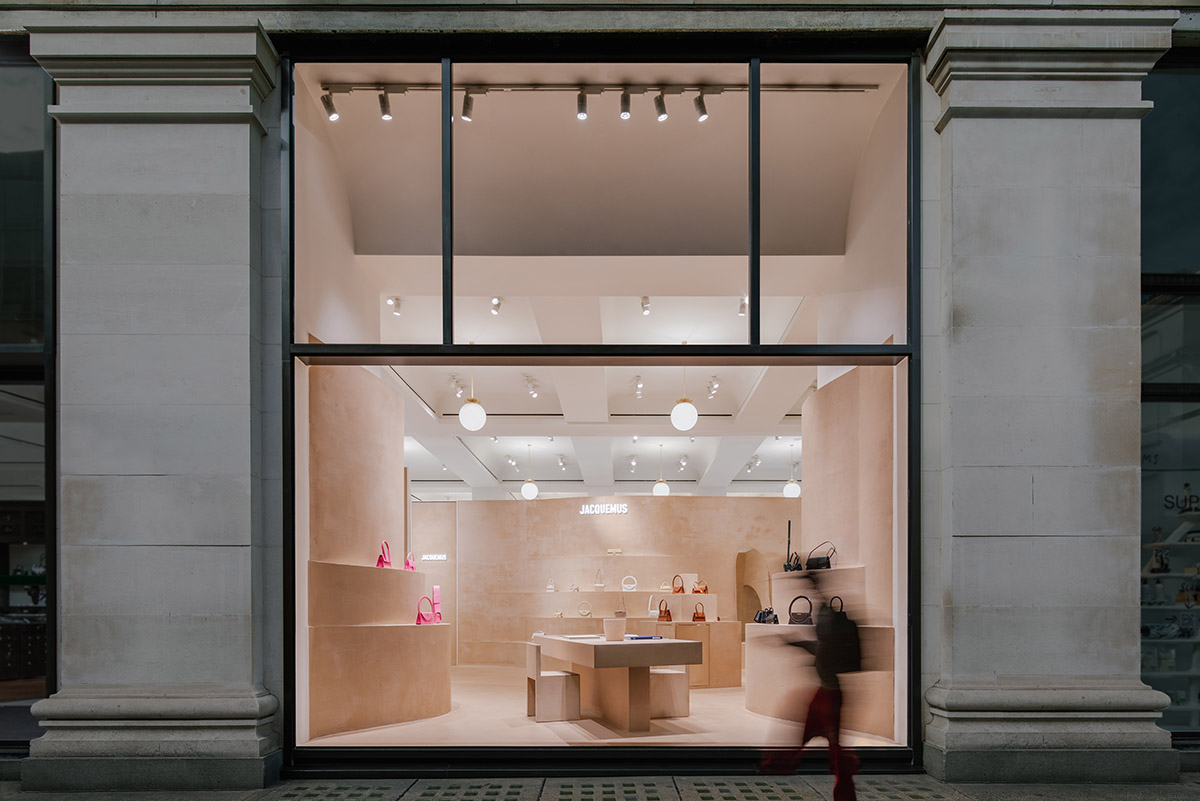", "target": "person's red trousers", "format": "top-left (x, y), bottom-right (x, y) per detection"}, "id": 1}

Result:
top-left (798, 688), bottom-right (858, 801)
